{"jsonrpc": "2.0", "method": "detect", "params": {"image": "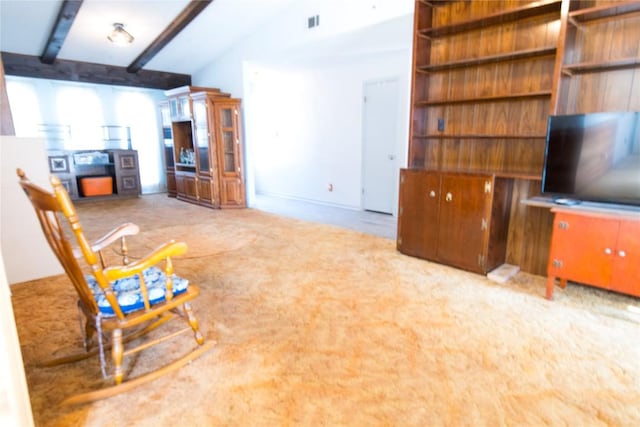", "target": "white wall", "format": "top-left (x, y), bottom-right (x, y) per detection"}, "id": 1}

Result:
top-left (195, 0), bottom-right (413, 95)
top-left (246, 49), bottom-right (411, 209)
top-left (0, 136), bottom-right (63, 284)
top-left (193, 0), bottom-right (414, 209)
top-left (0, 254), bottom-right (34, 427)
